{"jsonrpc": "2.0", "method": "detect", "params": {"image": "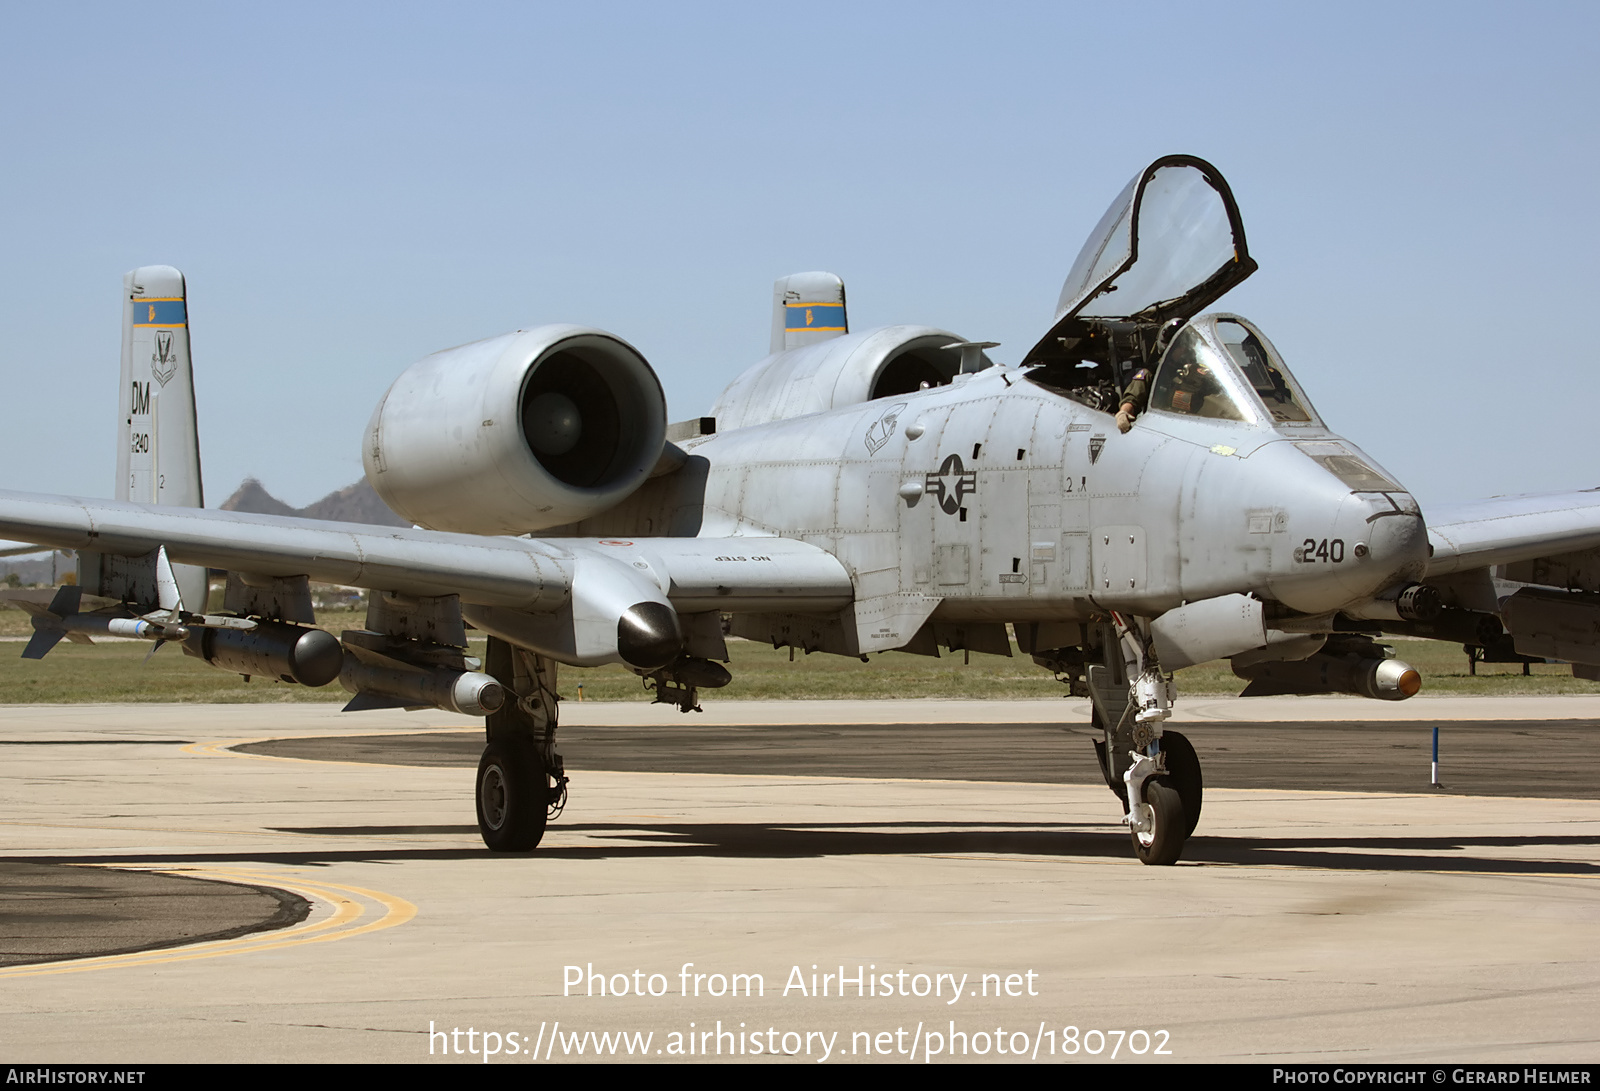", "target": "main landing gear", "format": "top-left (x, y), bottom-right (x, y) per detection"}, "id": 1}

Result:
top-left (1085, 617), bottom-right (1203, 865)
top-left (476, 637), bottom-right (568, 852)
